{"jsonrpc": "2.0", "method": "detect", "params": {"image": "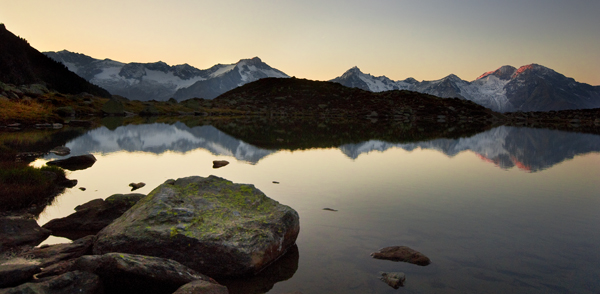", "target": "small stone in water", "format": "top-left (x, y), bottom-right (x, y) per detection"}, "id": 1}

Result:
top-left (379, 271), bottom-right (405, 289)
